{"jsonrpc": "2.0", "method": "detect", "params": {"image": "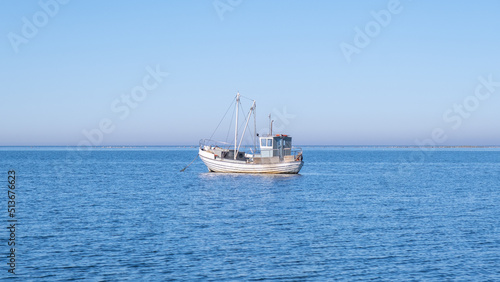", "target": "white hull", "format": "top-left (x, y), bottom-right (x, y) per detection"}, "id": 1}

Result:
top-left (199, 149), bottom-right (303, 174)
